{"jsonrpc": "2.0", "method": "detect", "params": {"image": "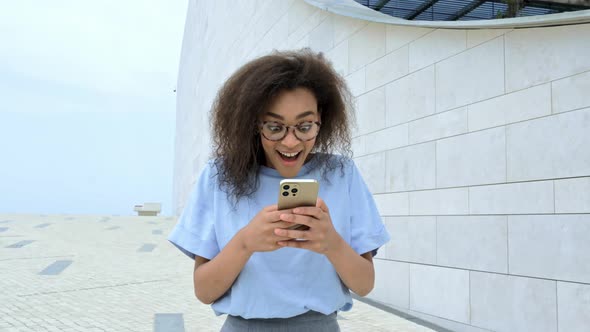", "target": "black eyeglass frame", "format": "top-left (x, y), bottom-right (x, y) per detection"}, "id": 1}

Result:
top-left (258, 121), bottom-right (321, 142)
